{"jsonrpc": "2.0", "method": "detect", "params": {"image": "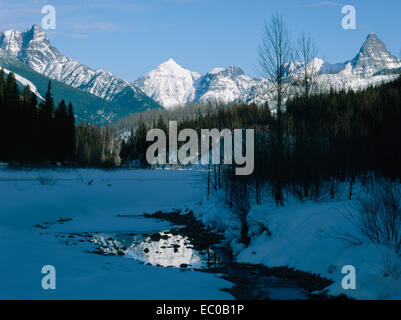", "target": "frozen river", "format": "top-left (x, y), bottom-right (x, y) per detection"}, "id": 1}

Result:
top-left (0, 168), bottom-right (234, 299)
